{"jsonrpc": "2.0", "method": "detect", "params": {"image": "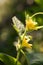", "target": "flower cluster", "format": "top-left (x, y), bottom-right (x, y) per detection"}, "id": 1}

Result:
top-left (12, 12), bottom-right (43, 51)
